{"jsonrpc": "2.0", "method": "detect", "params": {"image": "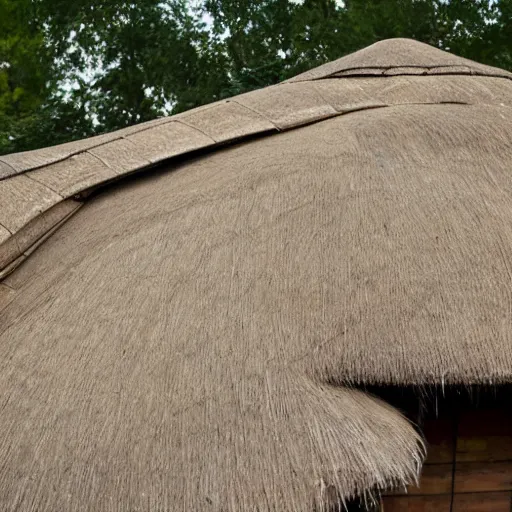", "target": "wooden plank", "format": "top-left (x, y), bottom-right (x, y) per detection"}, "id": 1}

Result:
top-left (236, 82), bottom-right (337, 129)
top-left (457, 409), bottom-right (512, 462)
top-left (180, 101), bottom-right (275, 143)
top-left (454, 461), bottom-right (512, 493)
top-left (27, 151), bottom-right (118, 197)
top-left (0, 174), bottom-right (62, 233)
top-left (453, 491), bottom-right (511, 512)
top-left (381, 494), bottom-right (451, 511)
top-left (386, 464), bottom-right (453, 496)
top-left (126, 121), bottom-right (214, 164)
top-left (423, 417), bottom-right (455, 464)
